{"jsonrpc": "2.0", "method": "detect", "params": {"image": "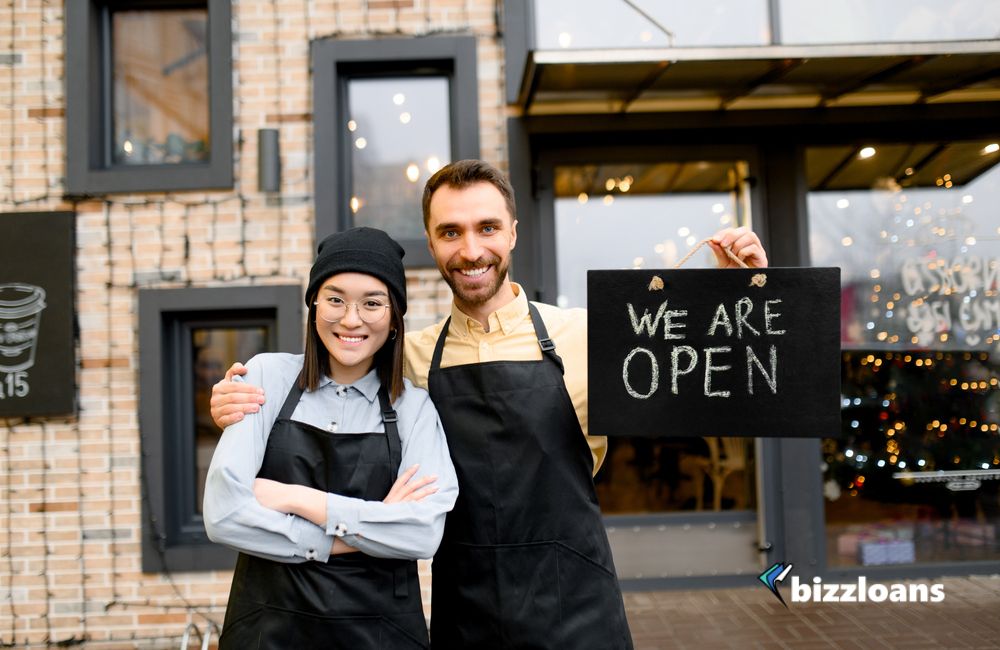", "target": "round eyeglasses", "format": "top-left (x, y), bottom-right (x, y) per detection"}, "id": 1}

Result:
top-left (314, 297), bottom-right (391, 324)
